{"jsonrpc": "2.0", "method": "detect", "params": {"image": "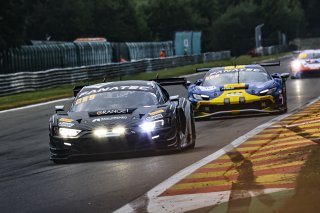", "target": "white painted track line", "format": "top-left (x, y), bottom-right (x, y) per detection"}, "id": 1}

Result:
top-left (0, 97), bottom-right (73, 114)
